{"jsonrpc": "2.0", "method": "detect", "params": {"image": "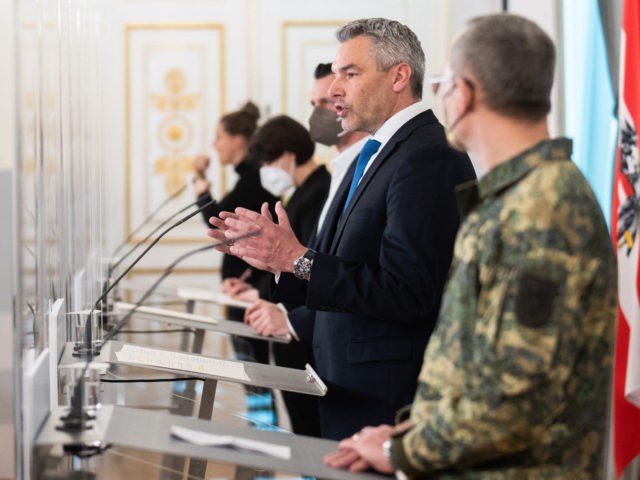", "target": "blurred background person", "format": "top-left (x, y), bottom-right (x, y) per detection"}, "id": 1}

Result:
top-left (223, 63), bottom-right (368, 435)
top-left (192, 101), bottom-right (278, 302)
